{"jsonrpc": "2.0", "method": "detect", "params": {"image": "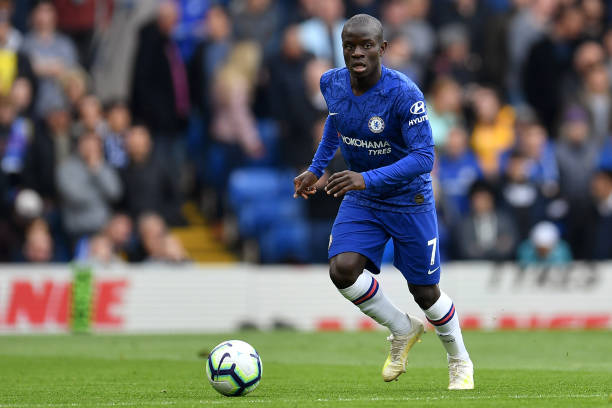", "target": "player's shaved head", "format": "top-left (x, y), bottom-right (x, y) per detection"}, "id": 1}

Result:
top-left (342, 14), bottom-right (384, 44)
